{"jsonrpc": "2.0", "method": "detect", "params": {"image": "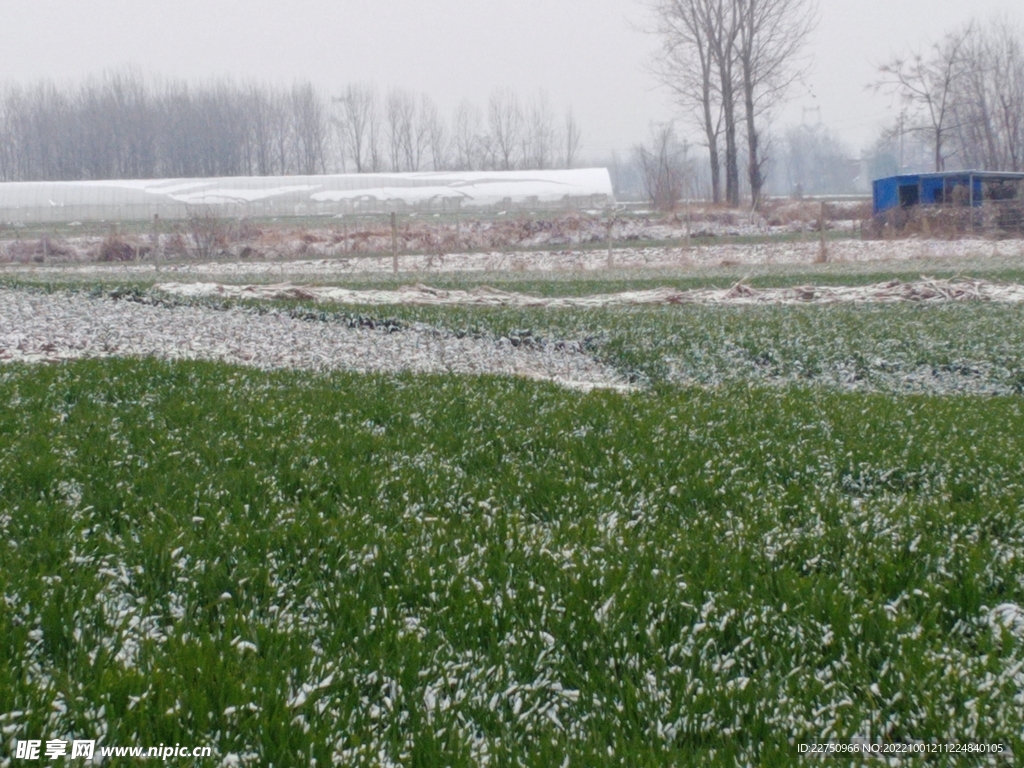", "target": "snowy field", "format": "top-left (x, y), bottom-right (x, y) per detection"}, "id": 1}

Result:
top-left (4, 236), bottom-right (1024, 285)
top-left (153, 277), bottom-right (1024, 308)
top-left (3, 232), bottom-right (1024, 391)
top-left (4, 233), bottom-right (1024, 765)
top-left (0, 287), bottom-right (629, 391)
